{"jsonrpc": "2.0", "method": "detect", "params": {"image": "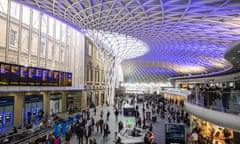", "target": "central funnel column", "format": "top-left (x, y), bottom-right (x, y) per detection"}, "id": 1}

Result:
top-left (84, 30), bottom-right (148, 105)
top-left (104, 56), bottom-right (121, 104)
